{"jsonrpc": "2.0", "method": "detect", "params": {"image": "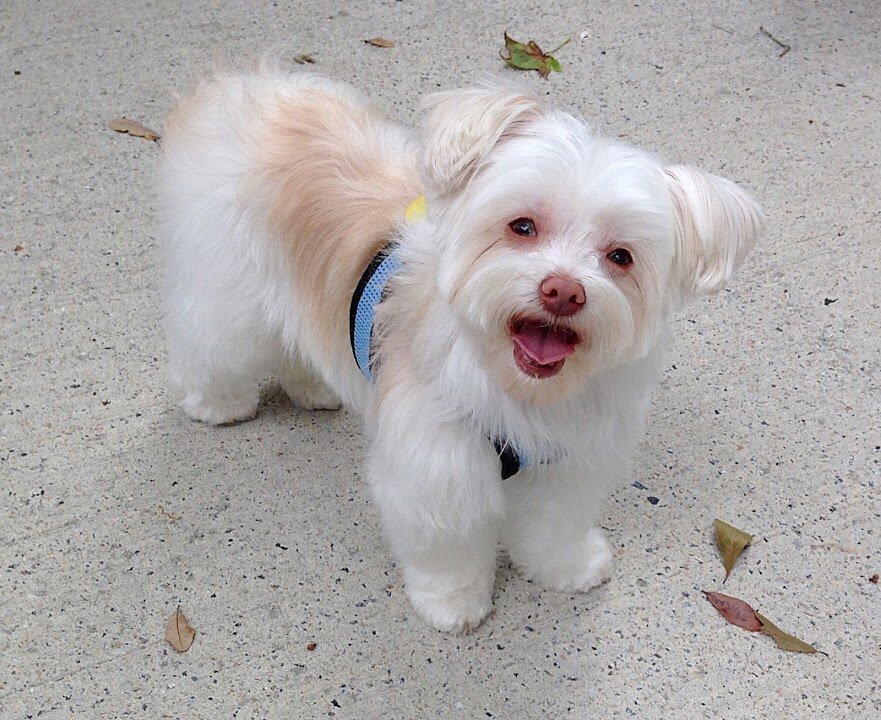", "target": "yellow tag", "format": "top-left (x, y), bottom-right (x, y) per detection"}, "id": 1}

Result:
top-left (404, 194), bottom-right (427, 222)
